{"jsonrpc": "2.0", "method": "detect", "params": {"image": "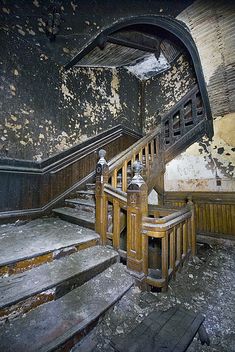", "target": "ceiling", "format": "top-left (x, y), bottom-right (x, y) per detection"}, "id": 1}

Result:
top-left (73, 27), bottom-right (183, 80)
